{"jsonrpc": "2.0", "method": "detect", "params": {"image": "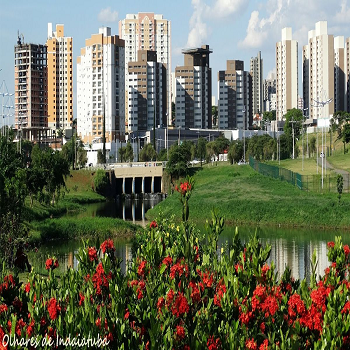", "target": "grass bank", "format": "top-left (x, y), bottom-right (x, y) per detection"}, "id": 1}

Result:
top-left (146, 164), bottom-right (350, 229)
top-left (29, 217), bottom-right (142, 244)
